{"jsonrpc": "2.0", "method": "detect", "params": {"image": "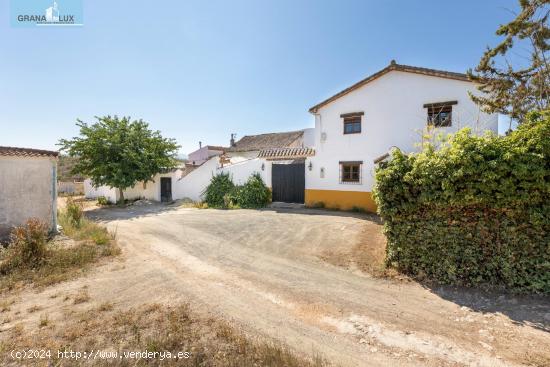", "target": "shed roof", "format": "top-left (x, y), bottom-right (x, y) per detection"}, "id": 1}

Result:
top-left (309, 61), bottom-right (471, 113)
top-left (226, 130), bottom-right (304, 152)
top-left (0, 146), bottom-right (58, 158)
